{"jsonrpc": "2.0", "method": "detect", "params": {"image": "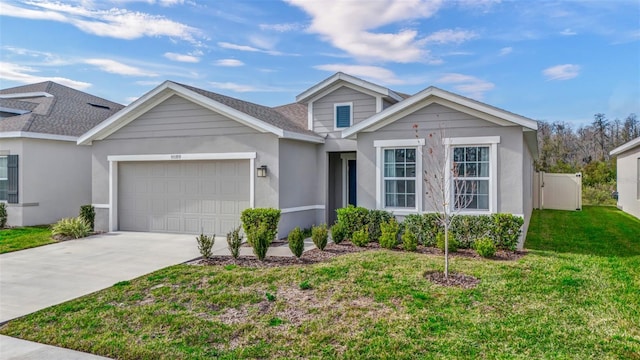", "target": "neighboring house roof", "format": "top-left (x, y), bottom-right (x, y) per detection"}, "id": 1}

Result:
top-left (610, 136), bottom-right (640, 156)
top-left (295, 72), bottom-right (404, 103)
top-left (78, 81), bottom-right (324, 145)
top-left (0, 81), bottom-right (123, 141)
